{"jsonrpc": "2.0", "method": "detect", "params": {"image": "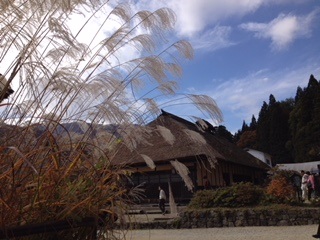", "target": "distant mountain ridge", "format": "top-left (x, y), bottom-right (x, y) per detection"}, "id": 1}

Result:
top-left (0, 121), bottom-right (122, 140)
